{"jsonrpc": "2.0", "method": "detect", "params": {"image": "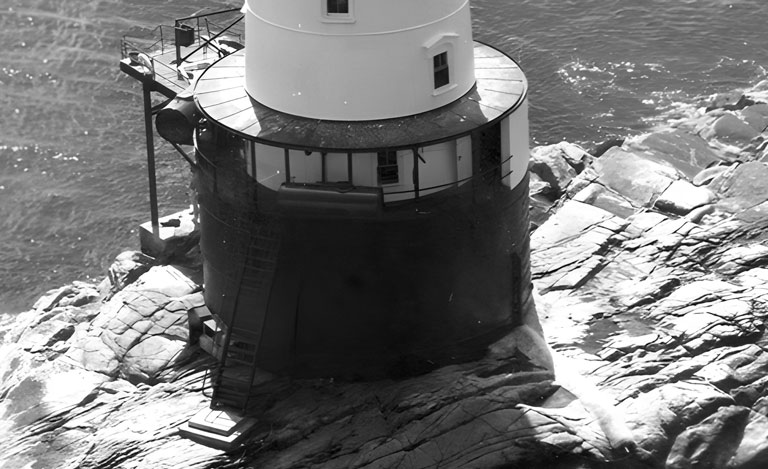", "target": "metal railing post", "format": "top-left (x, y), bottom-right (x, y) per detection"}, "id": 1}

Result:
top-left (174, 21), bottom-right (184, 80)
top-left (412, 148), bottom-right (421, 199)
